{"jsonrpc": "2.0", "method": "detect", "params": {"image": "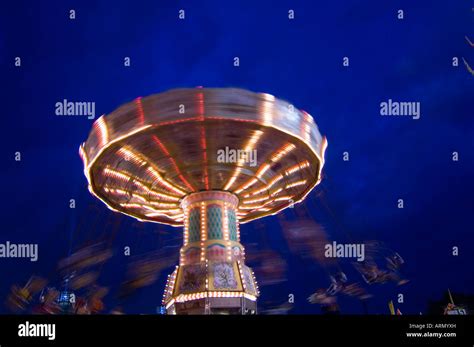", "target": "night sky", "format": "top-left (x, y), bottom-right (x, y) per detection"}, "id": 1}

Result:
top-left (1, 0), bottom-right (473, 314)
